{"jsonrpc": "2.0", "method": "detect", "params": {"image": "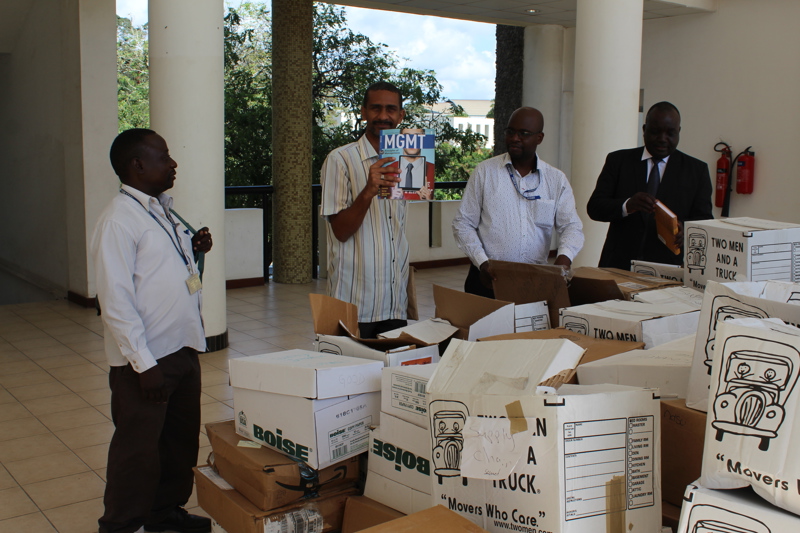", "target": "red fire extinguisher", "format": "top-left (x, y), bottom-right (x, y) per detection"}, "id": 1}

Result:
top-left (736, 147), bottom-right (755, 194)
top-left (714, 142), bottom-right (732, 208)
